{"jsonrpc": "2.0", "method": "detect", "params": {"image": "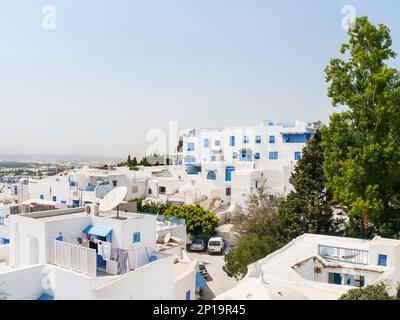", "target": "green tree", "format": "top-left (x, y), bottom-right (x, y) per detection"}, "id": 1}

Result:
top-left (127, 154), bottom-right (131, 164)
top-left (233, 177), bottom-right (282, 239)
top-left (132, 157), bottom-right (138, 166)
top-left (223, 234), bottom-right (281, 280)
top-left (224, 180), bottom-right (283, 279)
top-left (277, 129), bottom-right (337, 243)
top-left (163, 205), bottom-right (219, 235)
top-left (322, 17), bottom-right (400, 238)
top-left (139, 156), bottom-right (151, 166)
top-left (339, 283), bottom-right (397, 300)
